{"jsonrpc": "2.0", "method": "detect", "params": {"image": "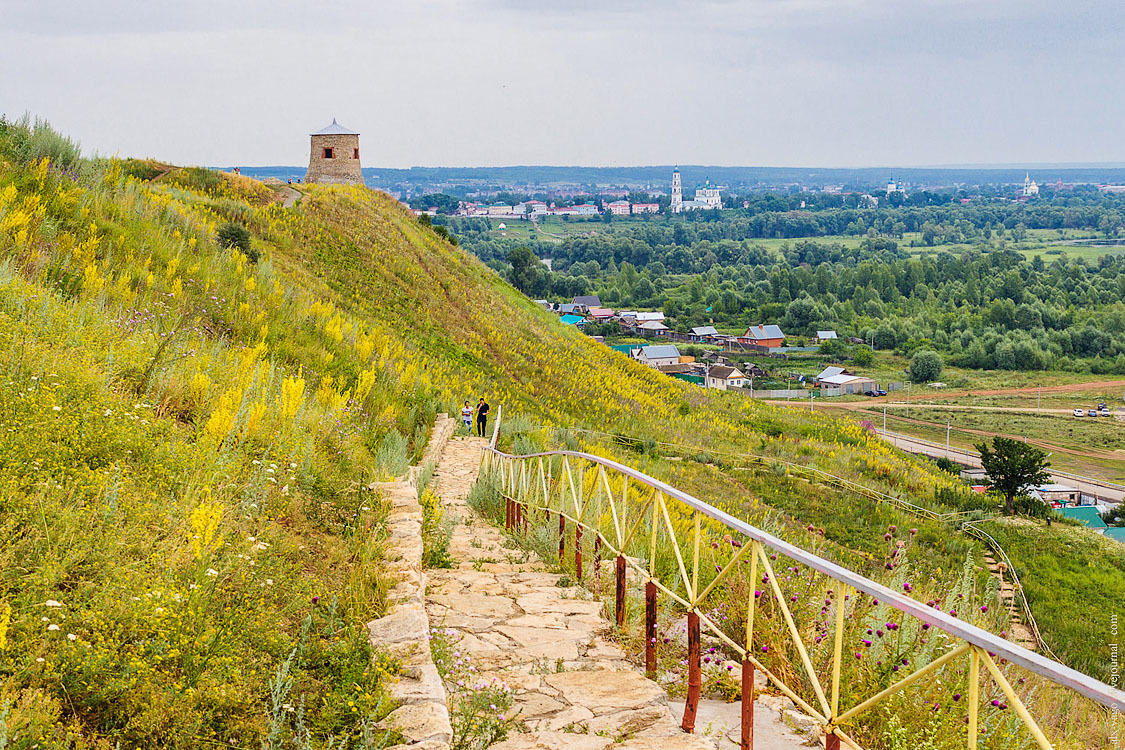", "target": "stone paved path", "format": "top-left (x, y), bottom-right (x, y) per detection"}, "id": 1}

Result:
top-left (424, 437), bottom-right (811, 749)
